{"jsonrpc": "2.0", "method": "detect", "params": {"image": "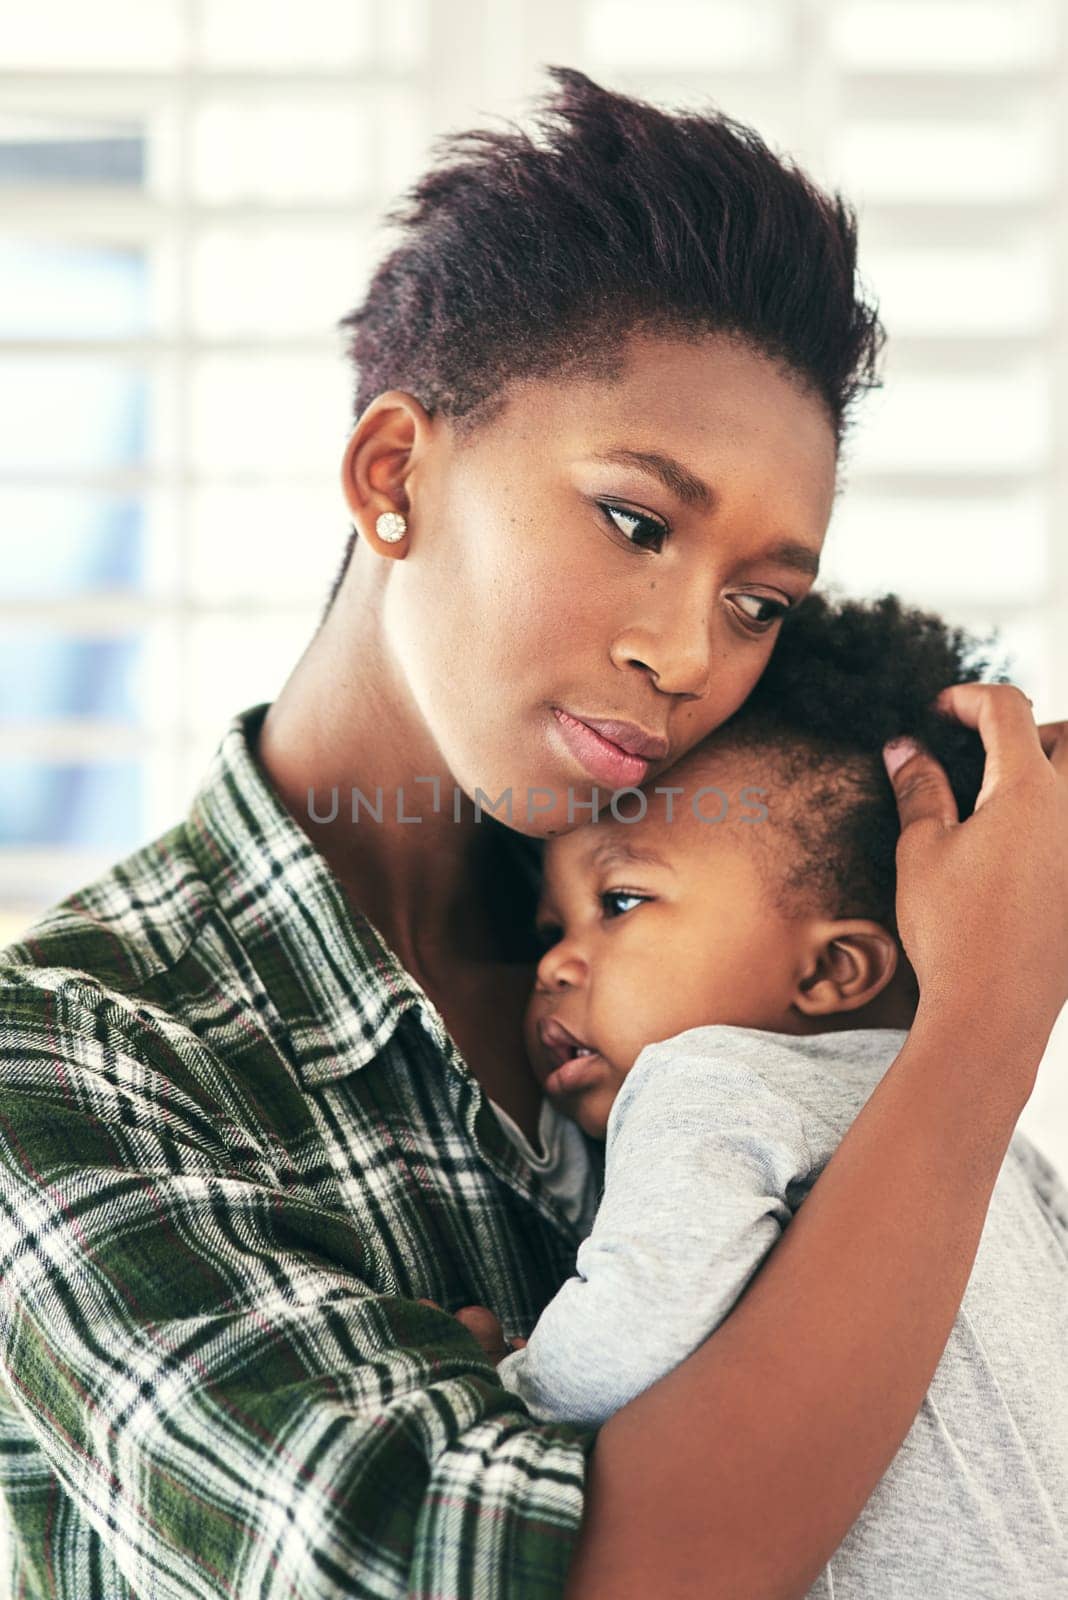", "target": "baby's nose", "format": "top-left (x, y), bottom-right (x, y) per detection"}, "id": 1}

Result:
top-left (536, 936), bottom-right (588, 990)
